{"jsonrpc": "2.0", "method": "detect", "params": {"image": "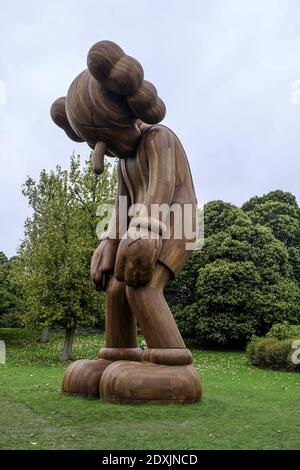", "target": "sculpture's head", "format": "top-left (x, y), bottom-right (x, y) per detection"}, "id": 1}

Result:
top-left (50, 41), bottom-right (166, 174)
